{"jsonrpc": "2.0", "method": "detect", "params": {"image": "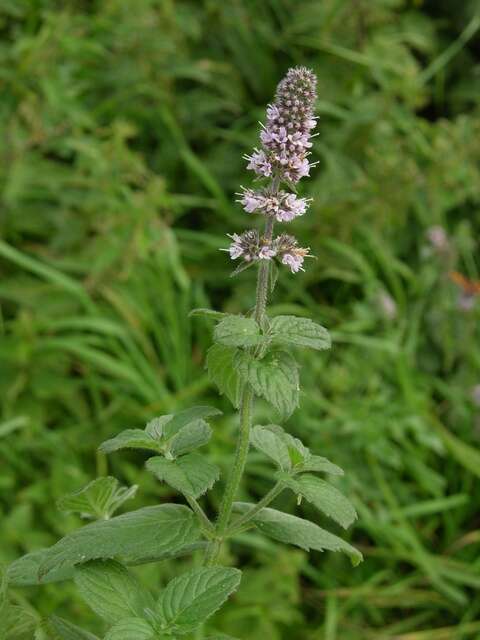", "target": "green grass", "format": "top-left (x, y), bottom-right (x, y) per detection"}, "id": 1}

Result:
top-left (1, 0), bottom-right (480, 638)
